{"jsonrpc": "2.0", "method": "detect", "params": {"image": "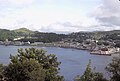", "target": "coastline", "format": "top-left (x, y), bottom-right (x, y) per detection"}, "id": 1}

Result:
top-left (1, 42), bottom-right (119, 56)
